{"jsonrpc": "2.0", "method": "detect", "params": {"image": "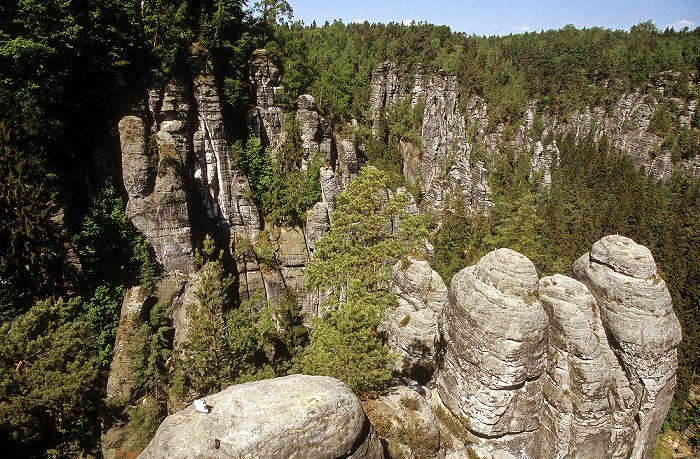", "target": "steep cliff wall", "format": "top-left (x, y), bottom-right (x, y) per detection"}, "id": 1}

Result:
top-left (366, 62), bottom-right (699, 216)
top-left (117, 54), bottom-right (263, 276)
